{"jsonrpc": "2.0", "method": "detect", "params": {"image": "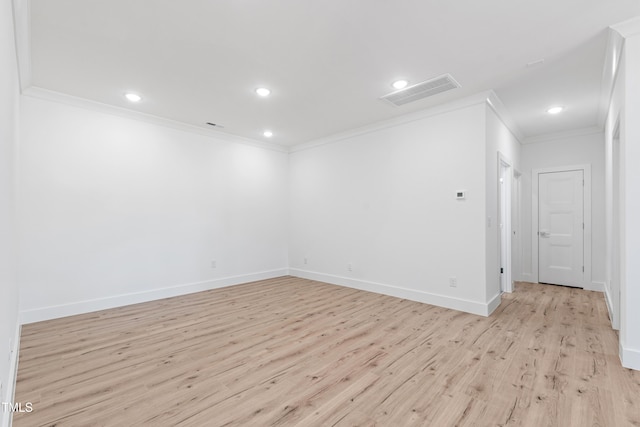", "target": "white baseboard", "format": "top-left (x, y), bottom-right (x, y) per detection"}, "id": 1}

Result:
top-left (584, 281), bottom-right (605, 292)
top-left (605, 288), bottom-right (614, 324)
top-left (620, 342), bottom-right (640, 371)
top-left (19, 269), bottom-right (289, 324)
top-left (1, 323), bottom-right (21, 427)
top-left (487, 293), bottom-right (502, 316)
top-left (604, 286), bottom-right (621, 330)
top-left (289, 268), bottom-right (495, 317)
